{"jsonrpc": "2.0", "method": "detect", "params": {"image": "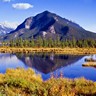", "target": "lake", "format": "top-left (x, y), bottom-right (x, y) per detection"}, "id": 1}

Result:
top-left (0, 53), bottom-right (96, 81)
